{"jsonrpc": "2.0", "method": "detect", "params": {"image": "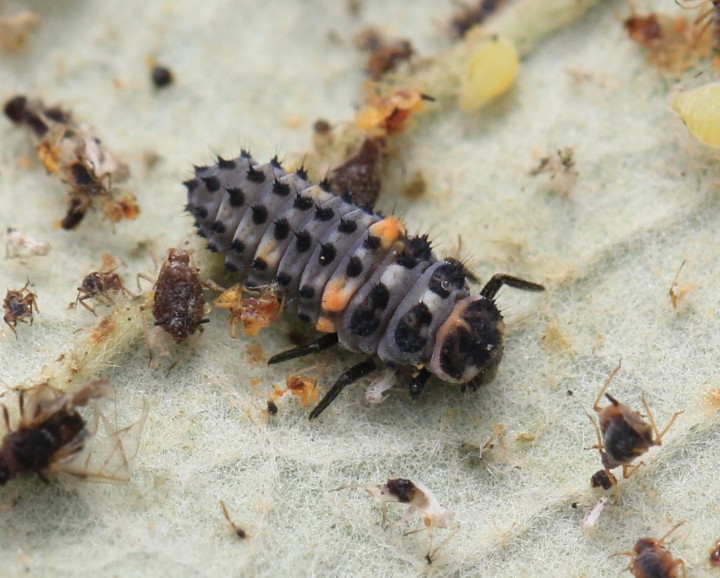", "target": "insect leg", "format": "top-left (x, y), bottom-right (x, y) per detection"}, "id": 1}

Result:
top-left (267, 333), bottom-right (339, 365)
top-left (480, 274), bottom-right (545, 300)
top-left (309, 357), bottom-right (378, 420)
